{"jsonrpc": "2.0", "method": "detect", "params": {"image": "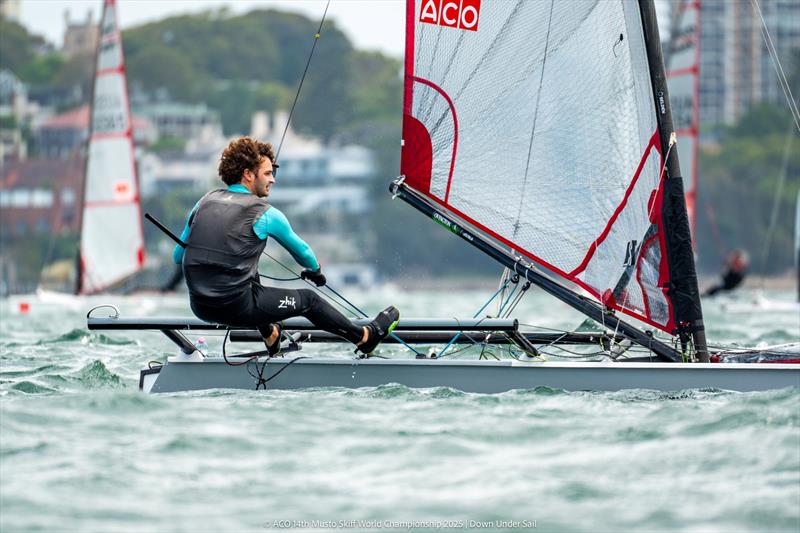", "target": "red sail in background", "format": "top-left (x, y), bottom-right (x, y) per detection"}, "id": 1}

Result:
top-left (666, 0), bottom-right (700, 241)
